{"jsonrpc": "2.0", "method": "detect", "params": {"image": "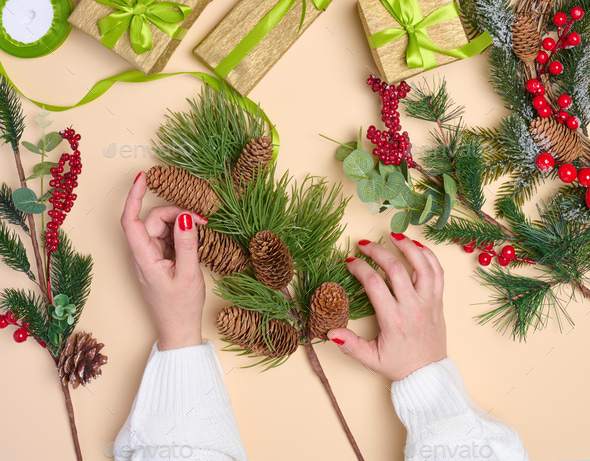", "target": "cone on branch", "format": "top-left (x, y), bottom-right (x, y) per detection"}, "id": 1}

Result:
top-left (249, 230), bottom-right (294, 290)
top-left (57, 331), bottom-right (108, 389)
top-left (308, 282), bottom-right (350, 340)
top-left (197, 226), bottom-right (249, 276)
top-left (217, 306), bottom-right (299, 358)
top-left (146, 164), bottom-right (220, 215)
top-left (529, 116), bottom-right (582, 162)
top-left (232, 136), bottom-right (274, 194)
top-left (512, 14), bottom-right (541, 63)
